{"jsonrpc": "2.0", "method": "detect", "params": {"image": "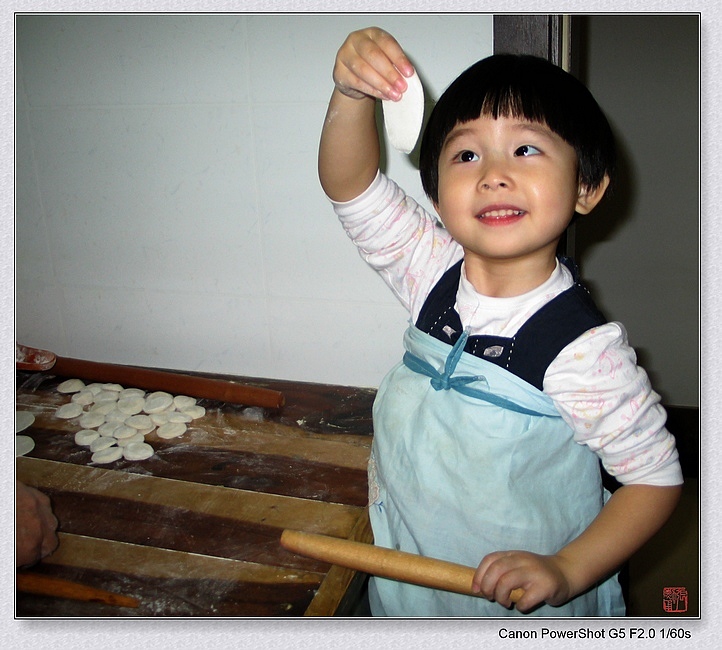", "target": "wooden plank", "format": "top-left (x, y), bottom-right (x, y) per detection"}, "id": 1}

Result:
top-left (17, 457), bottom-right (363, 571)
top-left (17, 457), bottom-right (361, 537)
top-left (152, 416), bottom-right (372, 469)
top-left (18, 533), bottom-right (324, 617)
top-left (20, 428), bottom-right (369, 505)
top-left (47, 532), bottom-right (322, 582)
top-left (45, 491), bottom-right (330, 570)
top-left (304, 508), bottom-right (373, 616)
